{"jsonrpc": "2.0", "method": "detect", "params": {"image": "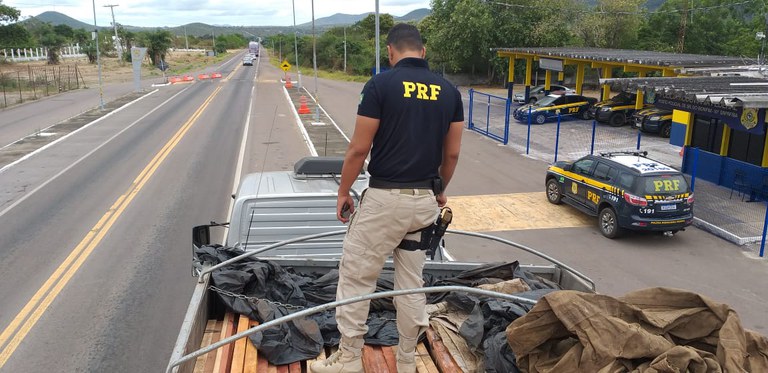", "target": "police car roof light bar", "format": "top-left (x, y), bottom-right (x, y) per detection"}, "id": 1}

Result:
top-left (599, 150), bottom-right (648, 158)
